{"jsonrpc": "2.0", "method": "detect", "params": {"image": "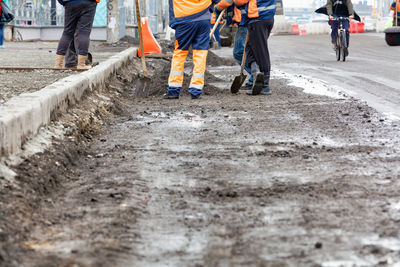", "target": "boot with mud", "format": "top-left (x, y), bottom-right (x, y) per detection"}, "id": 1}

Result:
top-left (260, 73), bottom-right (271, 95)
top-left (77, 55), bottom-right (92, 70)
top-left (246, 62), bottom-right (264, 95)
top-left (54, 55), bottom-right (65, 69)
